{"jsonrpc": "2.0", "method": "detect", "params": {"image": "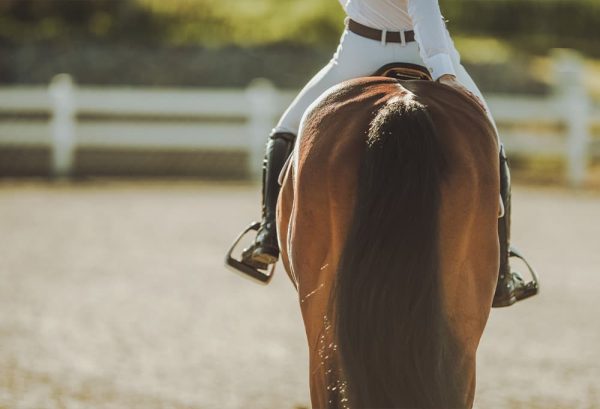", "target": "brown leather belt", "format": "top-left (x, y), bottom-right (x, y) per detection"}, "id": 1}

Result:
top-left (348, 19), bottom-right (415, 44)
